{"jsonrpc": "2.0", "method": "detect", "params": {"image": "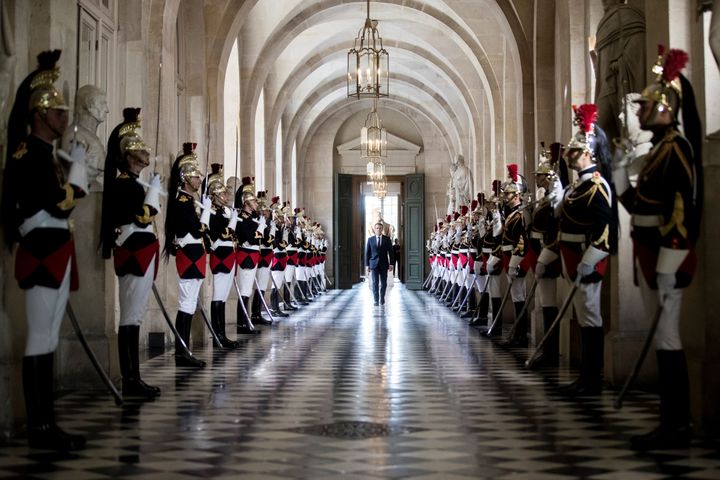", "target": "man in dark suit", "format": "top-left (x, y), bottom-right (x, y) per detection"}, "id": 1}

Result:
top-left (366, 222), bottom-right (395, 306)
